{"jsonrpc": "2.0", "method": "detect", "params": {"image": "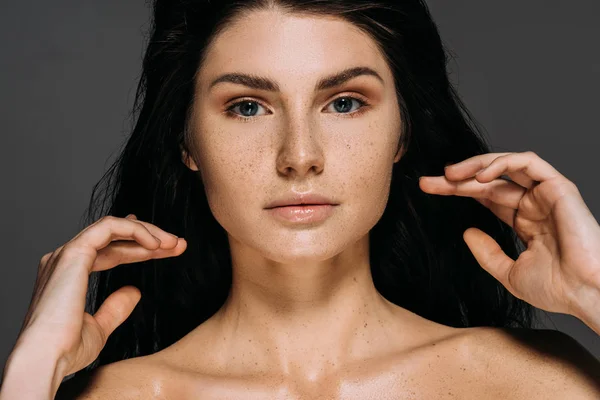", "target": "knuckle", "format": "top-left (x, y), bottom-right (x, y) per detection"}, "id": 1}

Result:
top-left (545, 178), bottom-right (577, 200)
top-left (524, 150), bottom-right (538, 158)
top-left (100, 215), bottom-right (117, 224)
top-left (482, 184), bottom-right (493, 199)
top-left (40, 252), bottom-right (53, 265)
top-left (558, 179), bottom-right (579, 194)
